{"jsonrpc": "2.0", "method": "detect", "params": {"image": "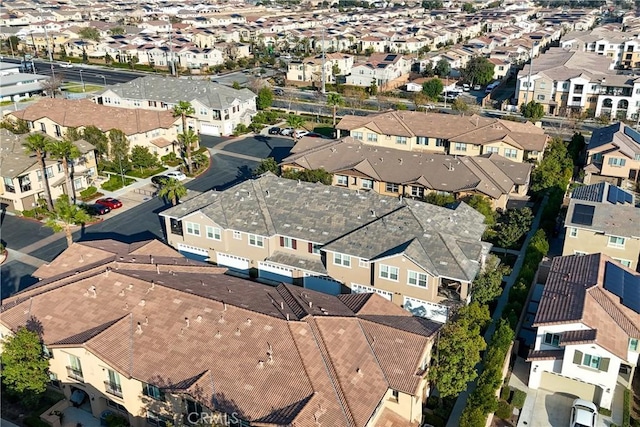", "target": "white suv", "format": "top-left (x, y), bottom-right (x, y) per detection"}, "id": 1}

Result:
top-left (570, 399), bottom-right (597, 427)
